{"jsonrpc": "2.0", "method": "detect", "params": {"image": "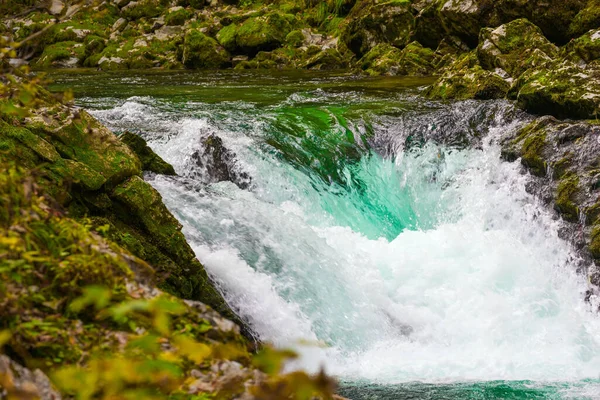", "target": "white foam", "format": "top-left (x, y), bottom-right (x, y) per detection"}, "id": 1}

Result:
top-left (95, 96), bottom-right (600, 385)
